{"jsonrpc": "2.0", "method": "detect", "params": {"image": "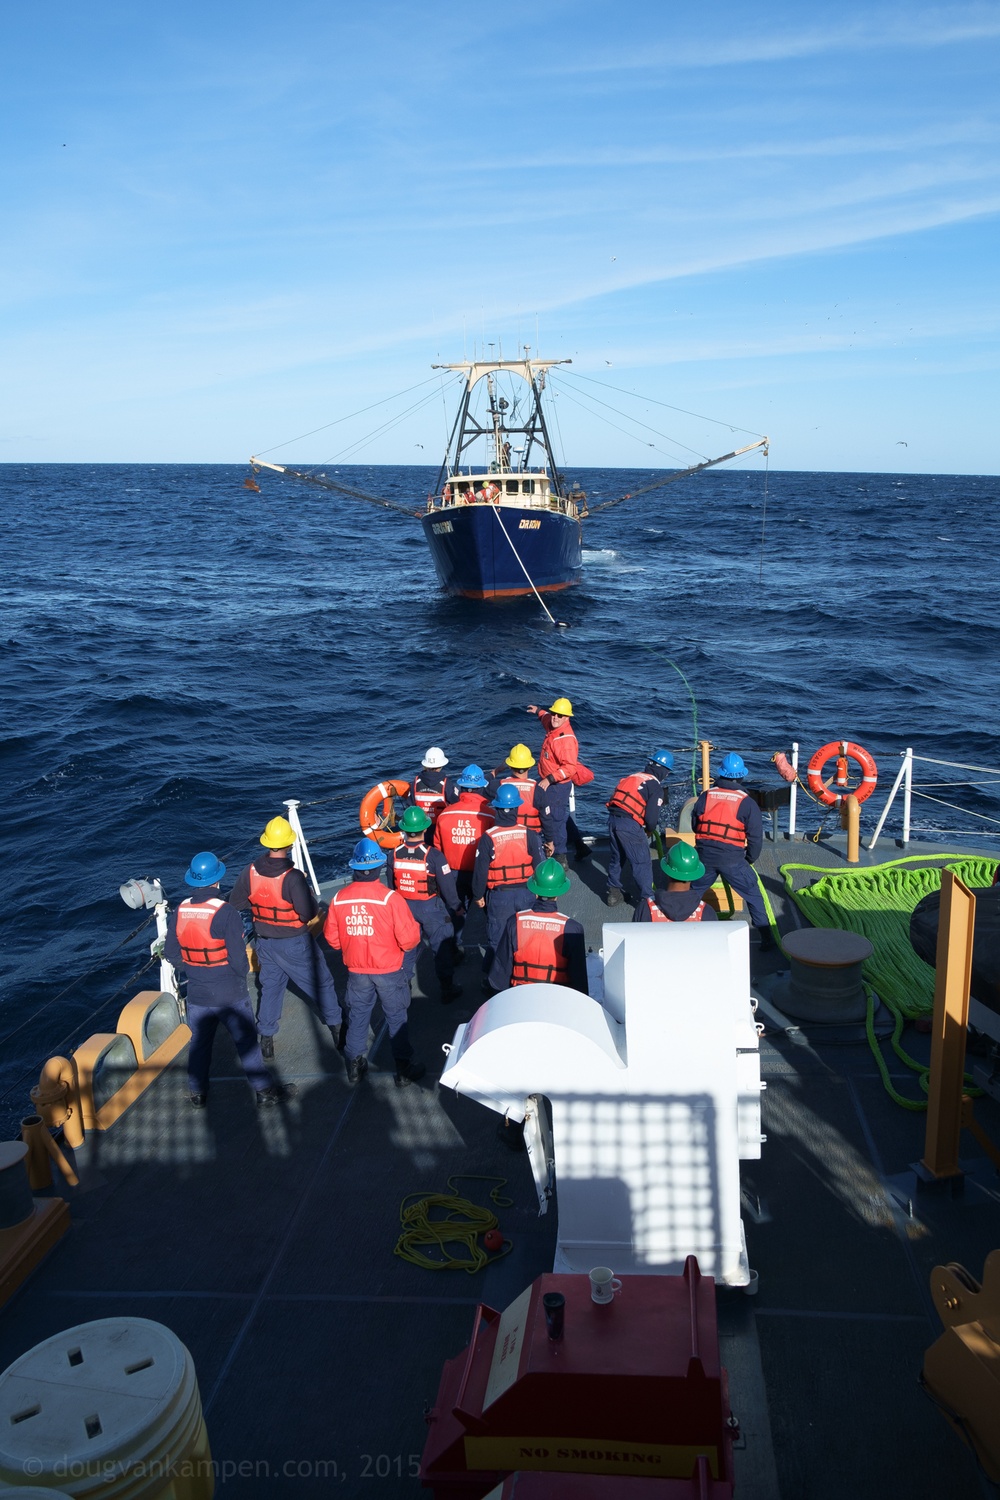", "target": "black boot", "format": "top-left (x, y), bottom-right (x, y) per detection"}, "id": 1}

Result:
top-left (256, 1084), bottom-right (293, 1107)
top-left (188, 1092), bottom-right (207, 1109)
top-left (259, 1034), bottom-right (275, 1060)
top-left (439, 981), bottom-right (462, 1003)
top-left (346, 1055), bottom-right (368, 1086)
top-left (332, 1020), bottom-right (348, 1052)
top-left (606, 888), bottom-right (624, 908)
top-left (757, 926), bottom-right (776, 952)
top-left (393, 1058), bottom-right (426, 1087)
